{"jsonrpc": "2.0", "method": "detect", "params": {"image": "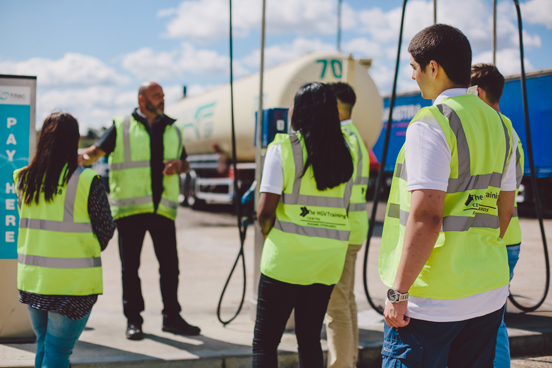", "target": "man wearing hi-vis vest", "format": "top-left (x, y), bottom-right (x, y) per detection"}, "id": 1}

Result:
top-left (379, 25), bottom-right (516, 367)
top-left (471, 63), bottom-right (525, 368)
top-left (79, 81), bottom-right (200, 341)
